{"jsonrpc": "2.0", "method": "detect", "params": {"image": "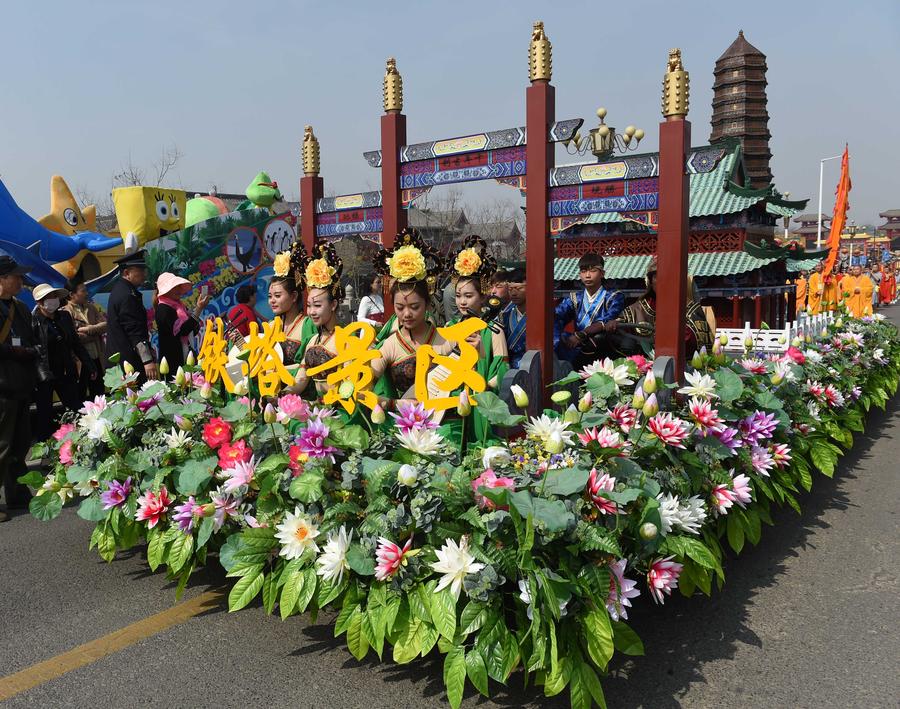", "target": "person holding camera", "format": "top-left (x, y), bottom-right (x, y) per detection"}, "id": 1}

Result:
top-left (0, 256), bottom-right (39, 521)
top-left (32, 283), bottom-right (97, 441)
